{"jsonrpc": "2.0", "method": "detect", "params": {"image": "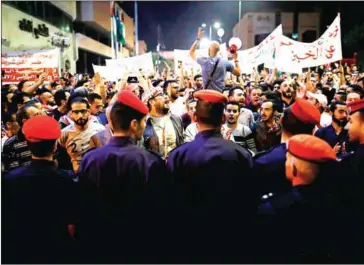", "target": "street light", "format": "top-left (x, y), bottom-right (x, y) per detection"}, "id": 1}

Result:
top-left (201, 21), bottom-right (222, 41)
top-left (217, 28), bottom-right (225, 43)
